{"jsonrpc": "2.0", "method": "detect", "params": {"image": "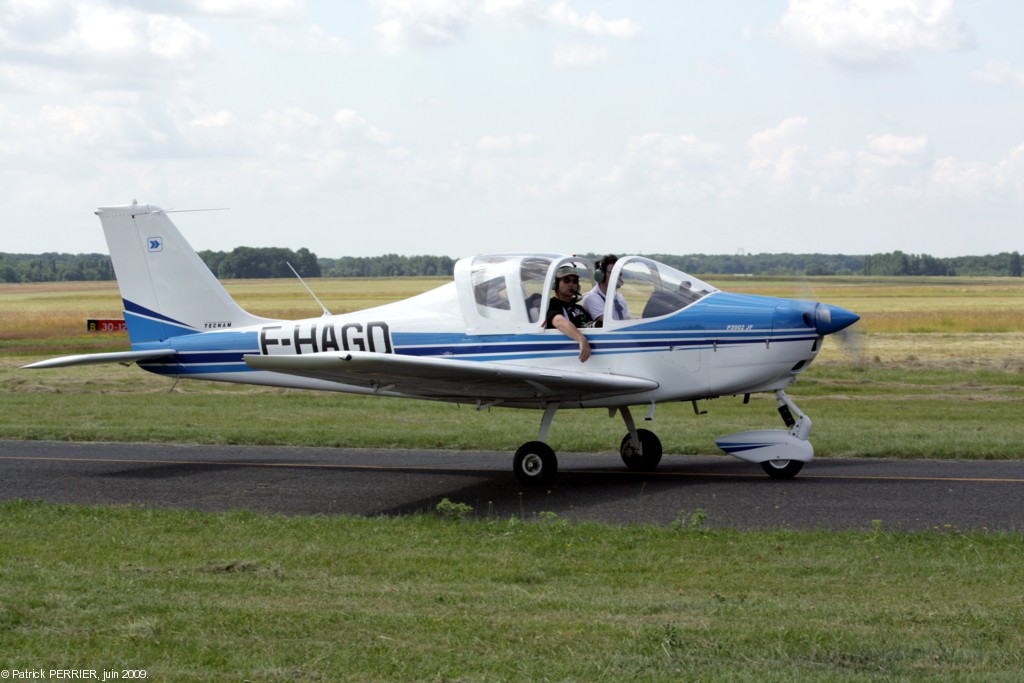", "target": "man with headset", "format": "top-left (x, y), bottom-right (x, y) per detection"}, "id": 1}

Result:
top-left (545, 263), bottom-right (592, 362)
top-left (581, 254), bottom-right (630, 325)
